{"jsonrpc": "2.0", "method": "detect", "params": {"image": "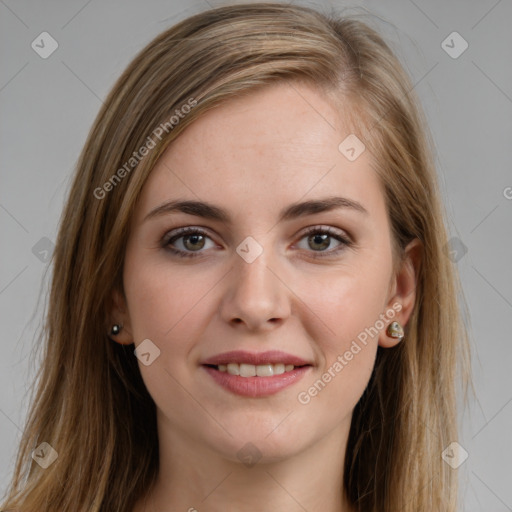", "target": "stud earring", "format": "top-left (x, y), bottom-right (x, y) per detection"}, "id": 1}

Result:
top-left (111, 324), bottom-right (122, 336)
top-left (386, 321), bottom-right (404, 342)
